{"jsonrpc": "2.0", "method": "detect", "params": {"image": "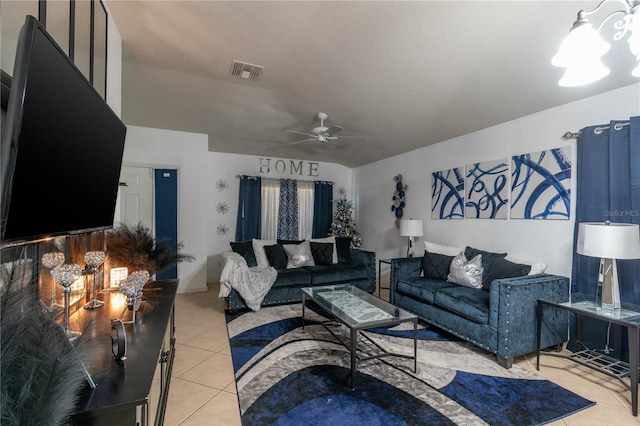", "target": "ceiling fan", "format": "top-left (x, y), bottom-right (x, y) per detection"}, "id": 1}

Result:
top-left (285, 112), bottom-right (364, 145)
